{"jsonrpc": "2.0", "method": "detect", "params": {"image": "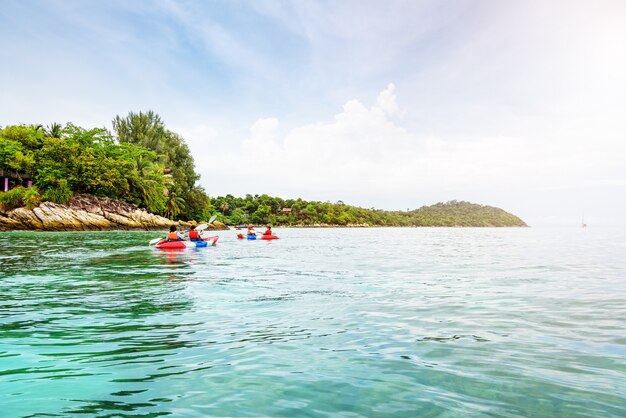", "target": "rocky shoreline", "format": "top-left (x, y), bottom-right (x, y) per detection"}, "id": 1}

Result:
top-left (0, 194), bottom-right (228, 231)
